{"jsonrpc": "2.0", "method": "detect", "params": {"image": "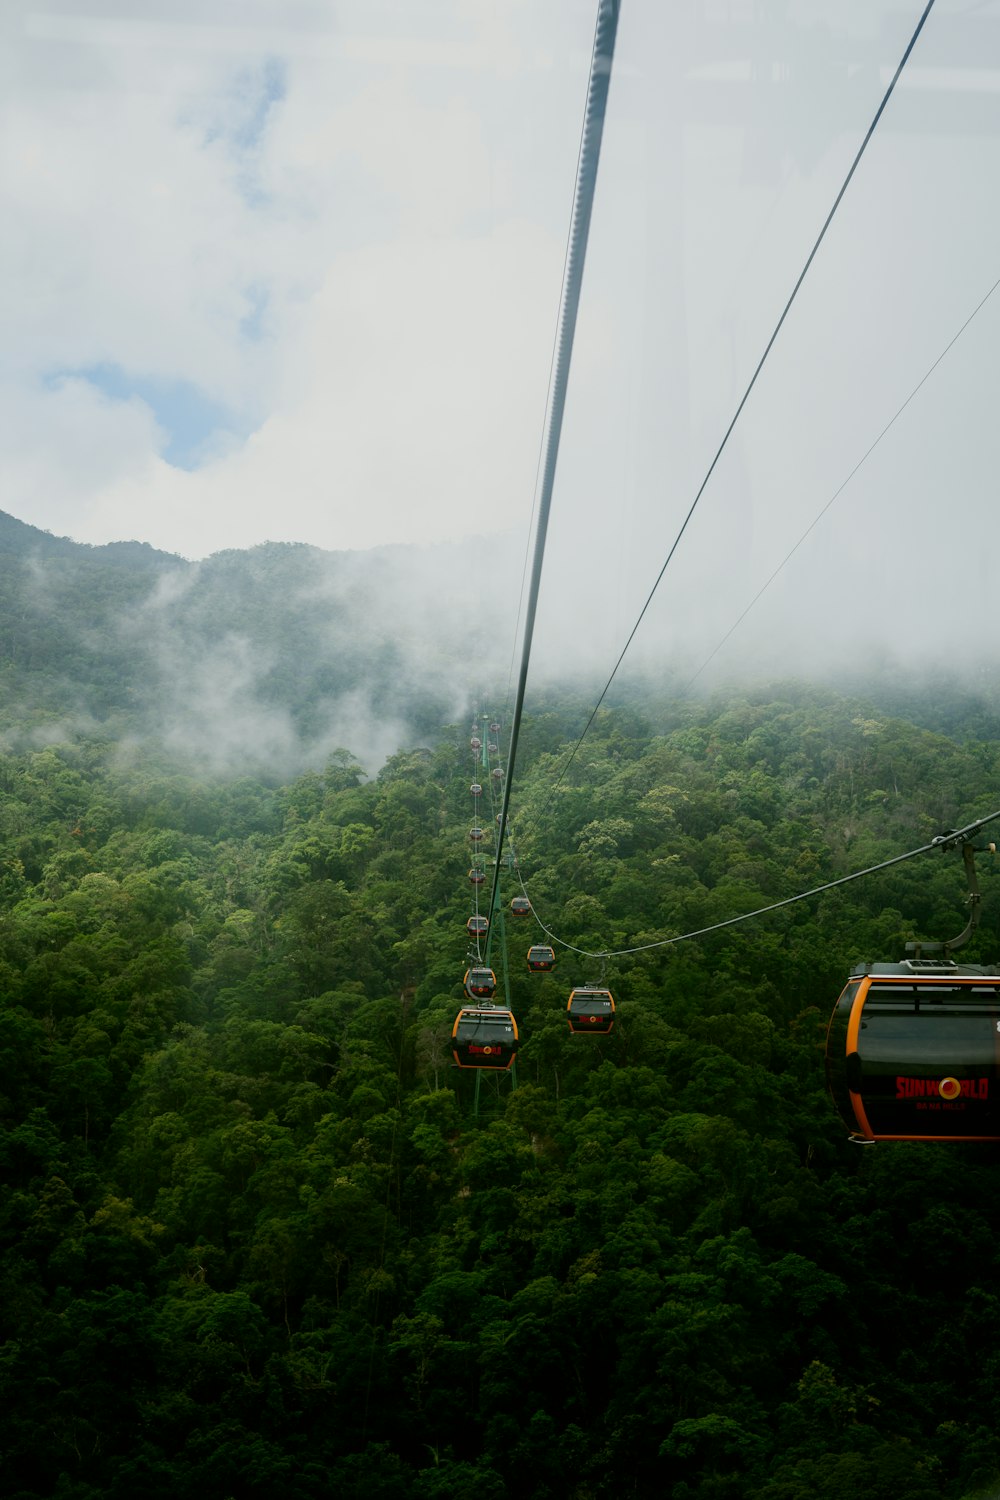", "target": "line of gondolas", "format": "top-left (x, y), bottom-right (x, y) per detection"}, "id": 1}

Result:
top-left (451, 714), bottom-right (617, 1108)
top-left (436, 0), bottom-right (1000, 1149)
top-left (453, 716), bottom-right (520, 1109)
